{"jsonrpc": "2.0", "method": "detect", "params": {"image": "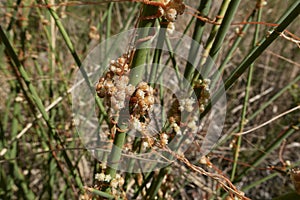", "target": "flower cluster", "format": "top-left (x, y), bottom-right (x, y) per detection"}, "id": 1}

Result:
top-left (194, 78), bottom-right (211, 113)
top-left (178, 97), bottom-right (195, 112)
top-left (129, 82), bottom-right (155, 118)
top-left (158, 0), bottom-right (185, 22)
top-left (95, 173), bottom-right (125, 196)
top-left (156, 0), bottom-right (185, 35)
top-left (96, 52), bottom-right (135, 114)
top-left (291, 168), bottom-right (300, 194)
top-left (95, 173), bottom-right (111, 182)
top-left (128, 82), bottom-right (155, 135)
